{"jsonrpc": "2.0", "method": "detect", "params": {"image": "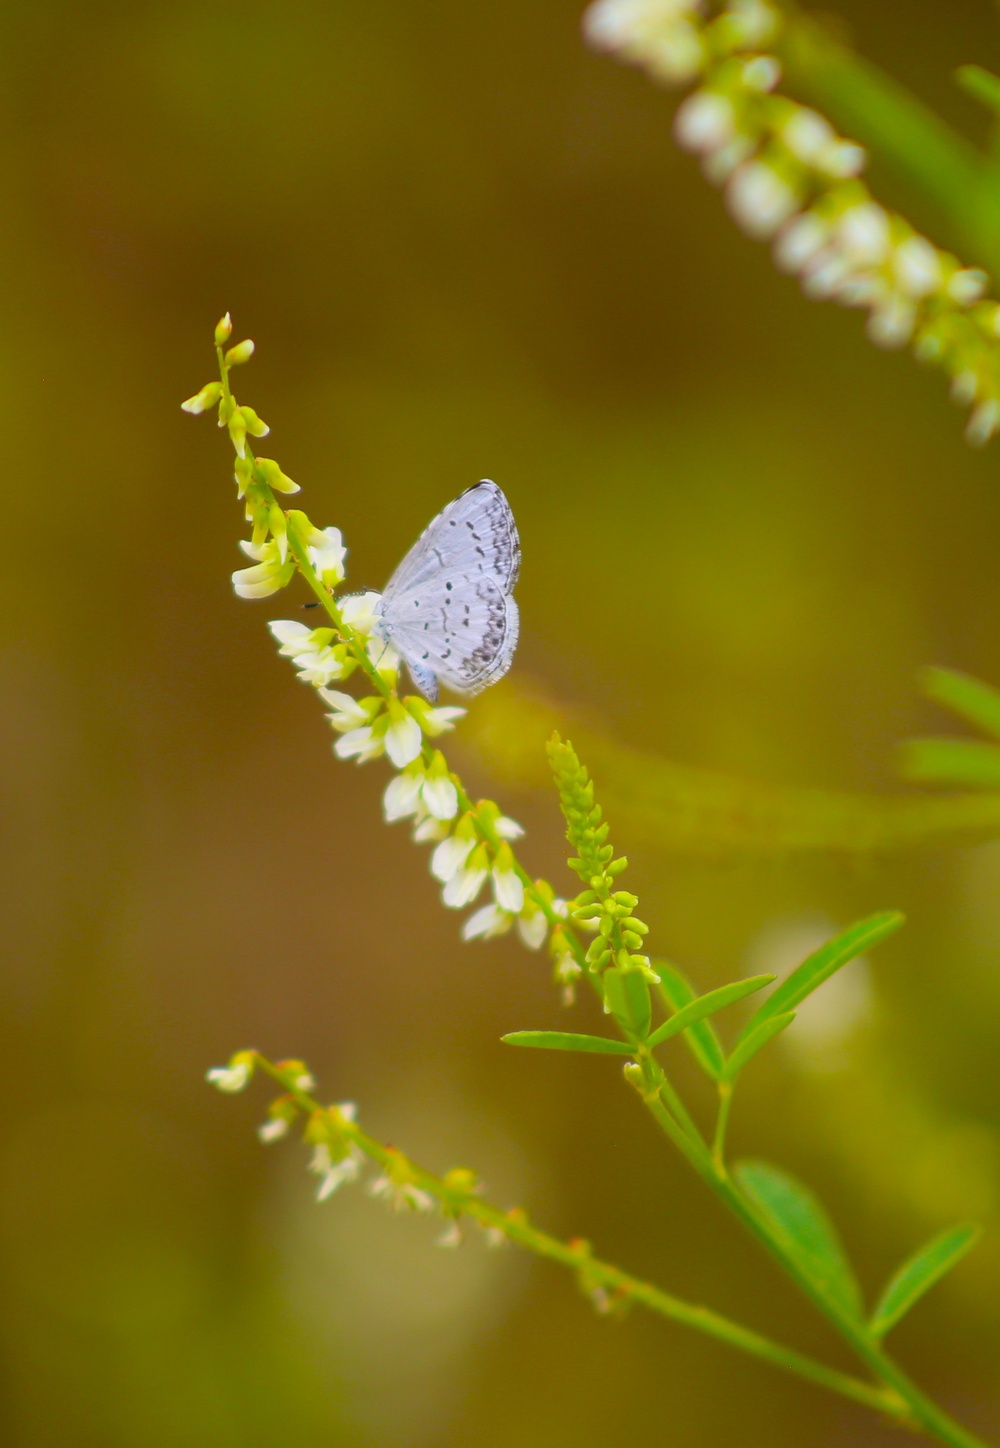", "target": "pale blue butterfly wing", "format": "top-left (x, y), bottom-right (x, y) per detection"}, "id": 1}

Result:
top-left (375, 481), bottom-right (520, 702)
